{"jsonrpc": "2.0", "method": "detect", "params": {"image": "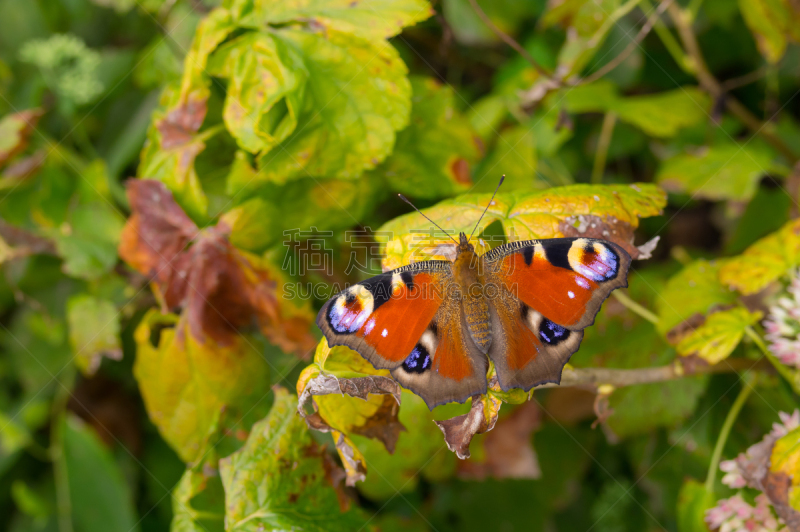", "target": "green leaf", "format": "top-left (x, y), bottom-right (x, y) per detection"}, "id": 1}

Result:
top-left (254, 28), bottom-right (411, 183)
top-left (738, 0), bottom-right (800, 63)
top-left (353, 390), bottom-right (459, 500)
top-left (372, 76), bottom-right (482, 199)
top-left (472, 125), bottom-right (540, 193)
top-left (133, 310), bottom-right (270, 463)
top-left (544, 0), bottom-right (641, 77)
top-left (206, 31), bottom-right (307, 154)
top-left (676, 480), bottom-right (714, 532)
top-left (177, 8), bottom-right (235, 102)
top-left (61, 414), bottom-right (140, 532)
top-left (220, 387), bottom-right (369, 531)
top-left (656, 260), bottom-right (739, 337)
top-left (53, 203), bottom-right (124, 280)
top-left (656, 143), bottom-right (776, 201)
top-left (223, 153), bottom-right (386, 250)
top-left (719, 219), bottom-right (800, 294)
top-left (378, 183), bottom-right (665, 270)
top-left (676, 307), bottom-right (763, 364)
top-left (171, 463), bottom-right (225, 532)
top-left (442, 0), bottom-right (533, 45)
top-left (66, 295), bottom-right (121, 376)
top-left (231, 0), bottom-right (433, 40)
top-left (564, 82), bottom-right (711, 138)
